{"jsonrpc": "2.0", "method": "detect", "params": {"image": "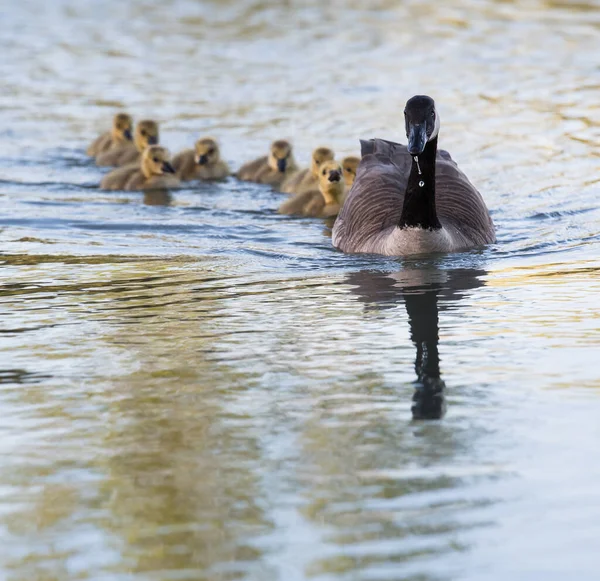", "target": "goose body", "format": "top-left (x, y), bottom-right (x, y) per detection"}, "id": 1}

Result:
top-left (333, 96), bottom-right (495, 255)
